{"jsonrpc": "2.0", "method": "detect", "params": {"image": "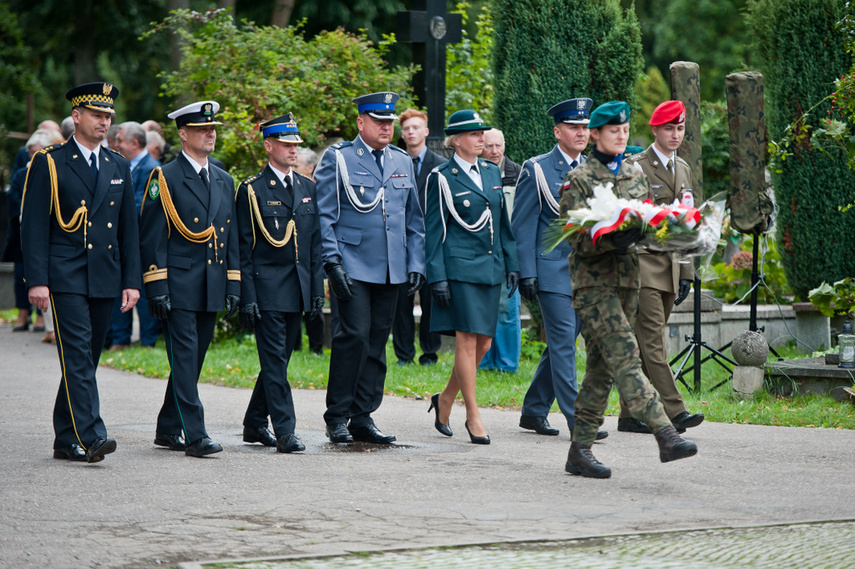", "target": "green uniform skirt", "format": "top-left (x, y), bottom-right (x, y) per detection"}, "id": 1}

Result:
top-left (430, 280), bottom-right (501, 337)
